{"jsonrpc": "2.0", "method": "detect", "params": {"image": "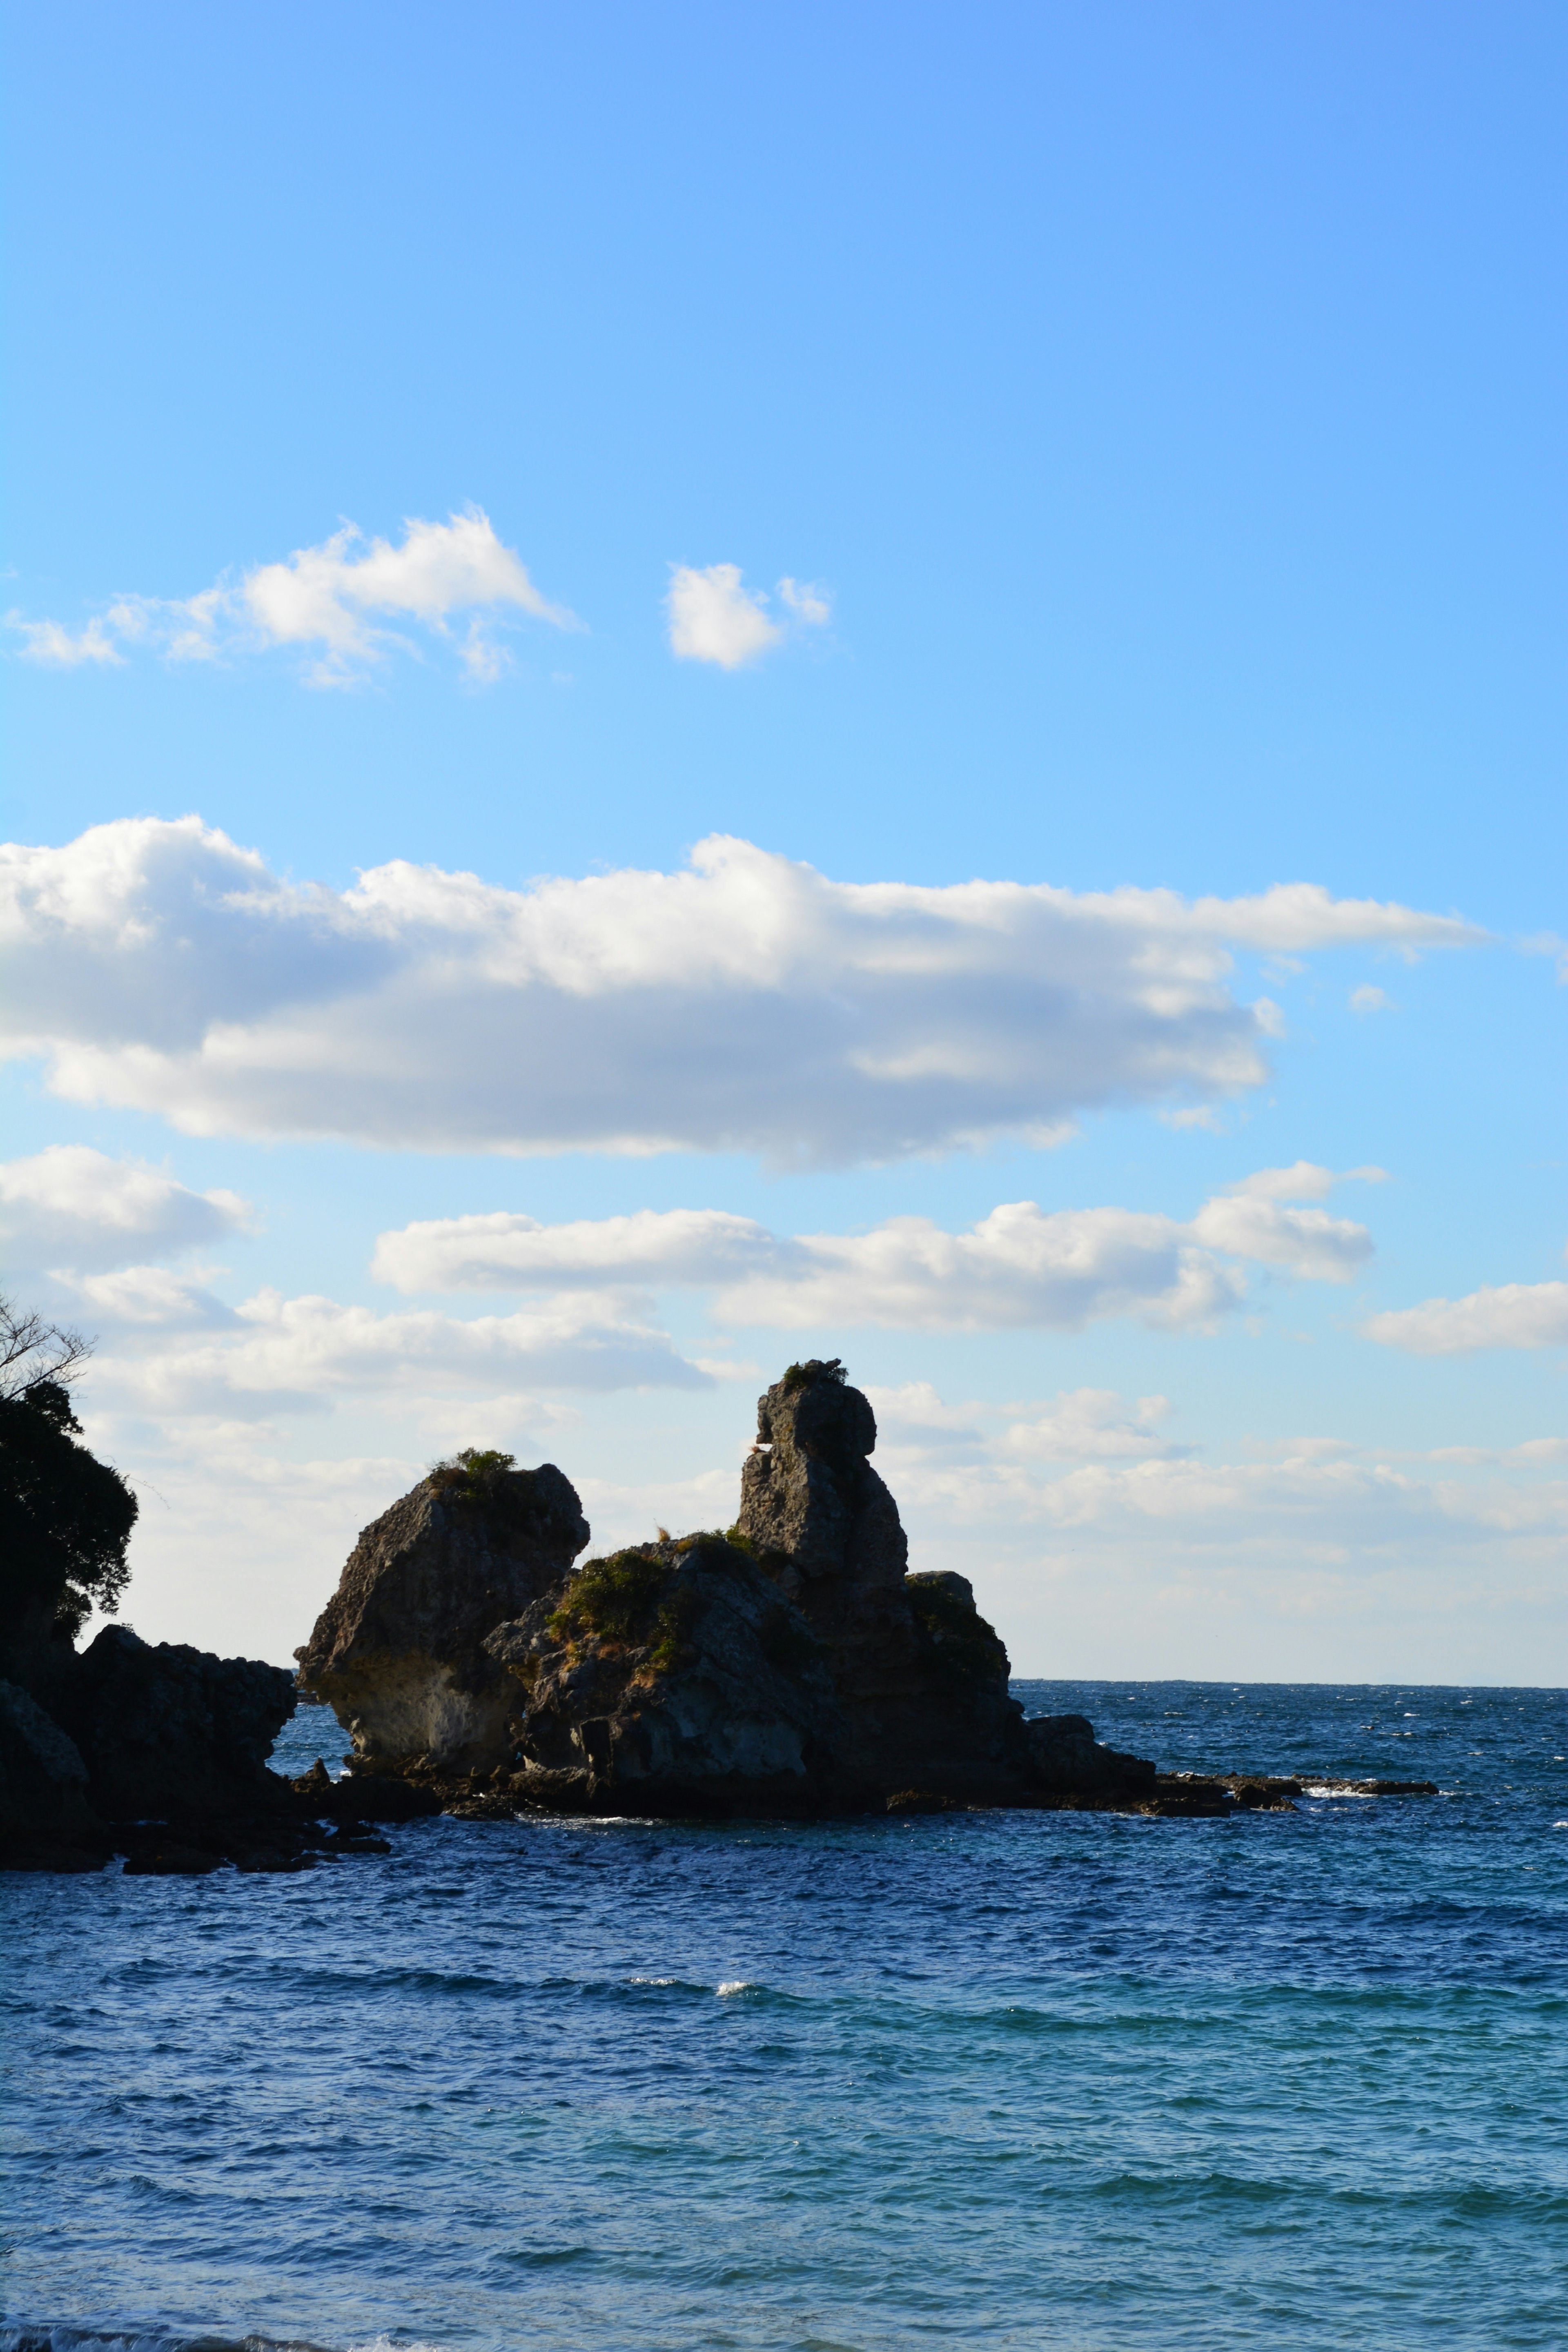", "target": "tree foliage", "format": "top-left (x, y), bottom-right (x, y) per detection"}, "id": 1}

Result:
top-left (0, 1300), bottom-right (137, 1644)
